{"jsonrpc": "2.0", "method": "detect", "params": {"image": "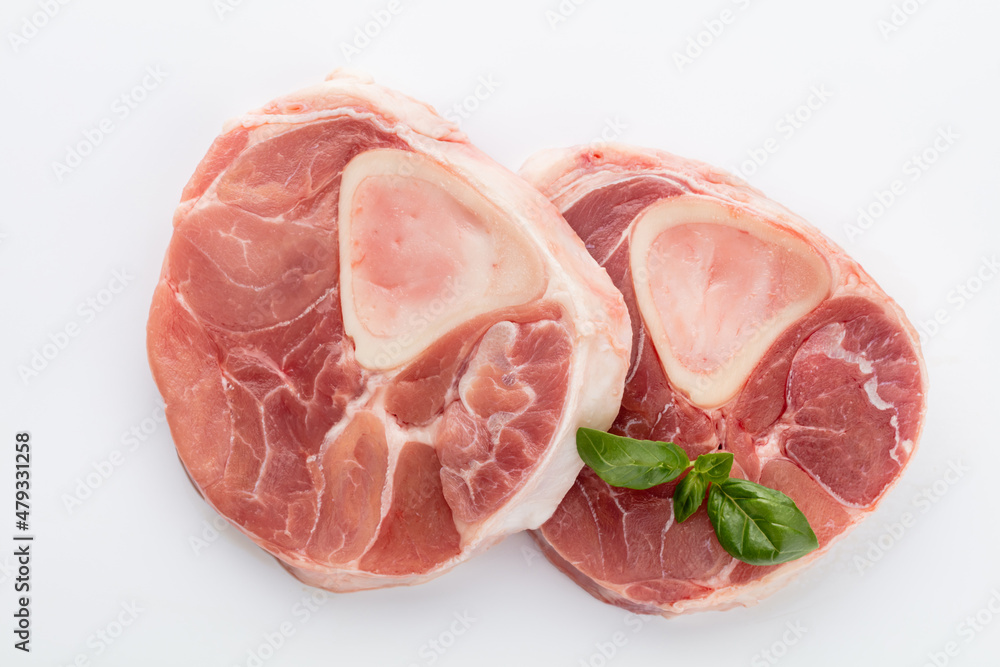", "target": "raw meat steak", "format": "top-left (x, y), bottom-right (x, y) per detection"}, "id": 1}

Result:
top-left (522, 144), bottom-right (927, 615)
top-left (146, 72), bottom-right (631, 592)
